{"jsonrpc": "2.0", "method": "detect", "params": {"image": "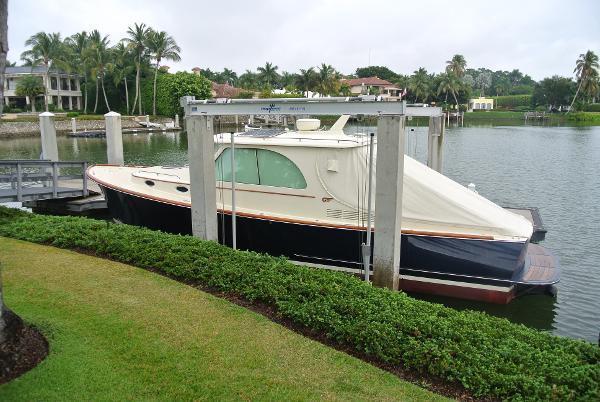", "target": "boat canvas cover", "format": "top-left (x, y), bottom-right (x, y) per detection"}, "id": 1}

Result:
top-left (315, 144), bottom-right (533, 239)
